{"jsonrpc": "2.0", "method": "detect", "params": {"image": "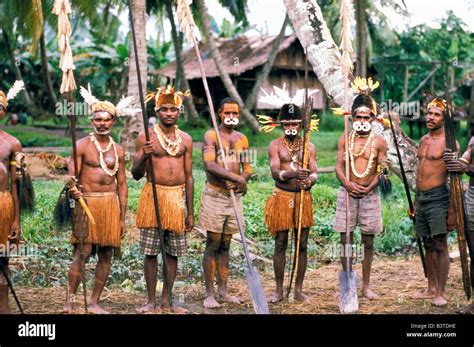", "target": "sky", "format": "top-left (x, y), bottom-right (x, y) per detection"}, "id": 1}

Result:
top-left (205, 0), bottom-right (474, 36)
